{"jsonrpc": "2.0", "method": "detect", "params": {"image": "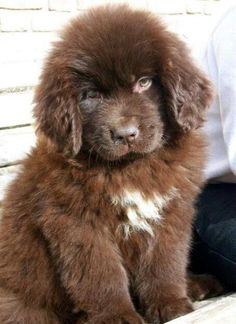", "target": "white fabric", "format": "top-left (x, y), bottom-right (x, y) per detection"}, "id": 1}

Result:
top-left (201, 5), bottom-right (236, 182)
